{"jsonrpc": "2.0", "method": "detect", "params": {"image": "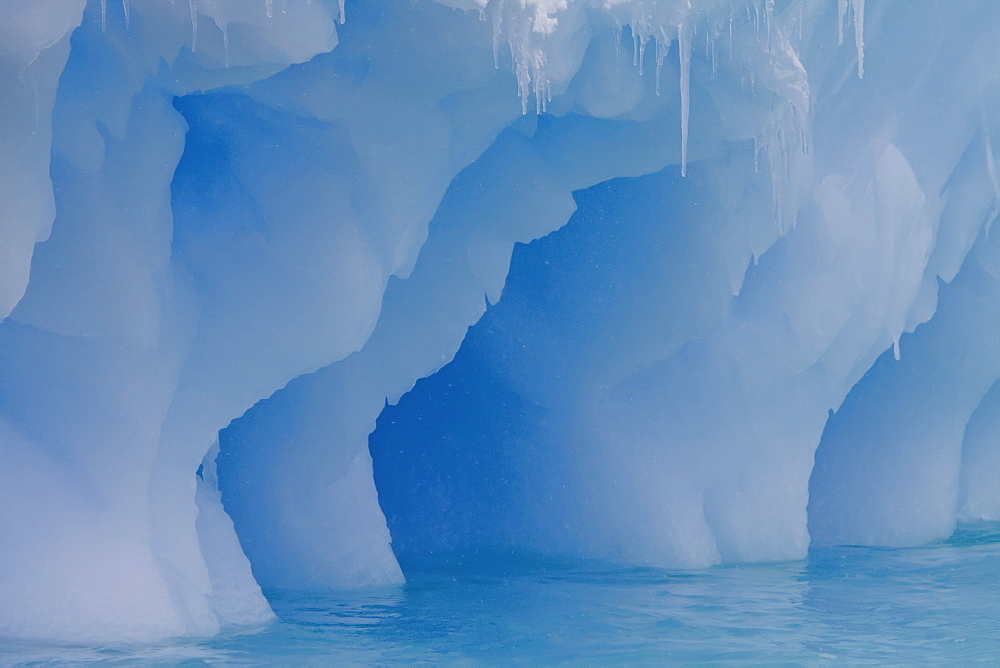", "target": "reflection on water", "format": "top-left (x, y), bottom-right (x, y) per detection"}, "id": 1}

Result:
top-left (5, 523), bottom-right (1000, 664)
